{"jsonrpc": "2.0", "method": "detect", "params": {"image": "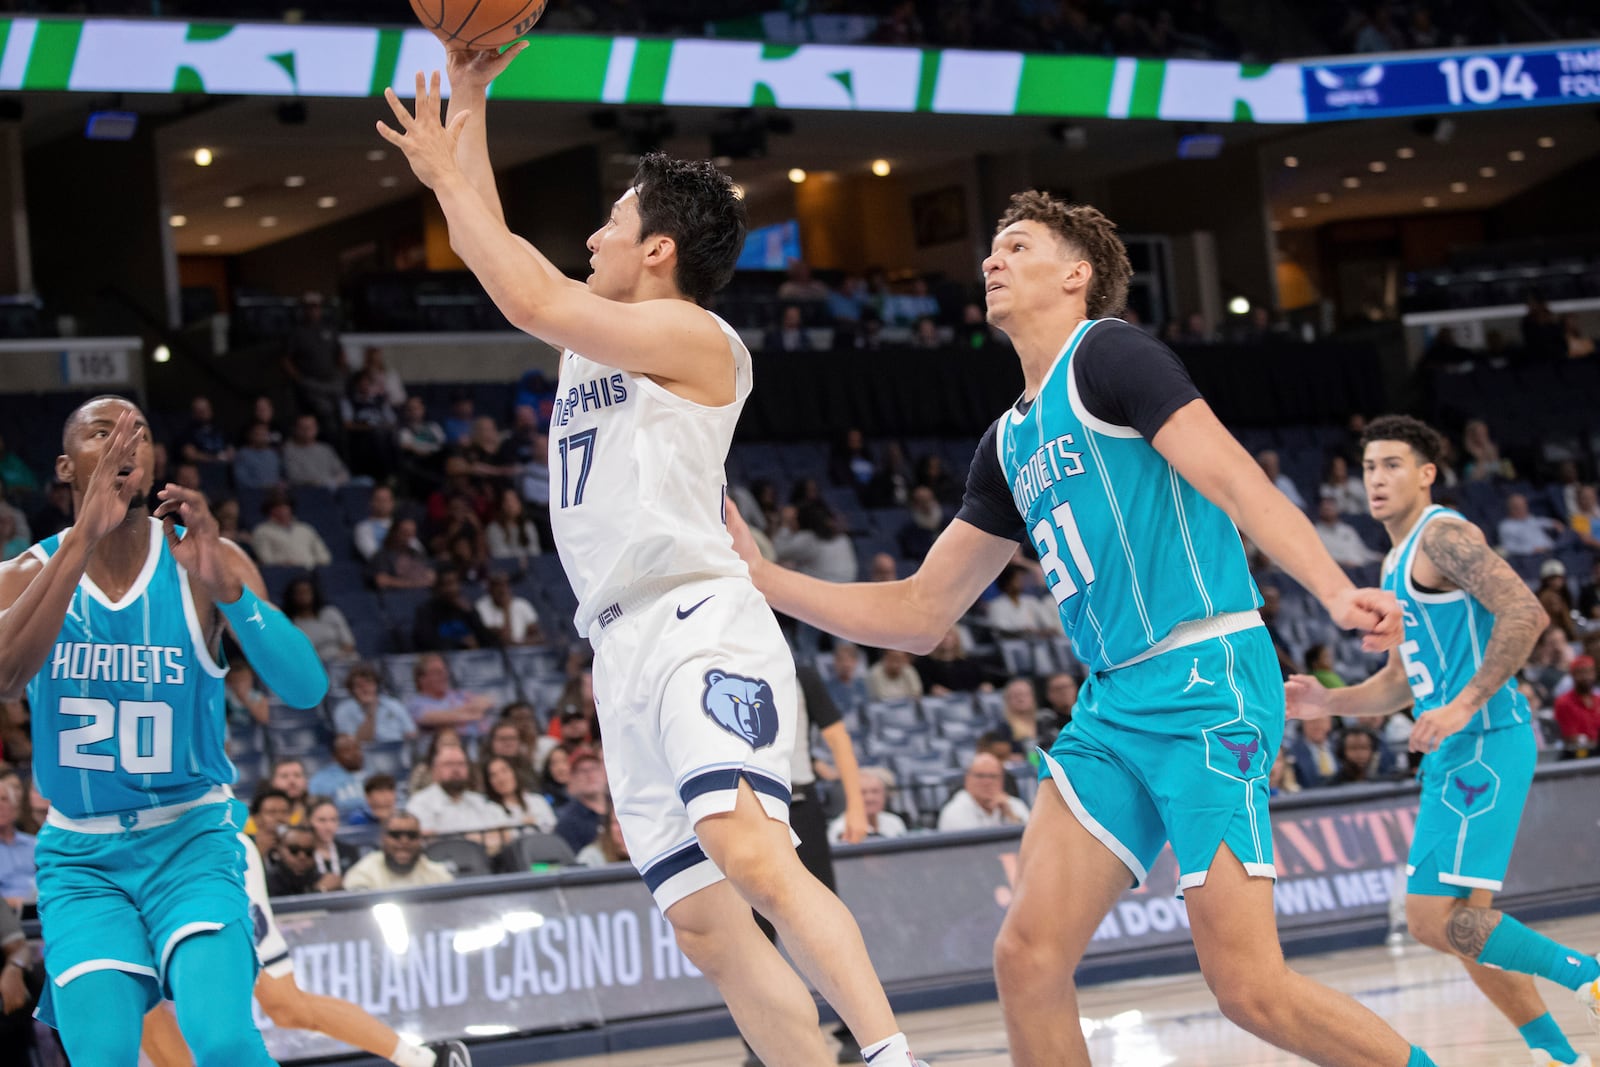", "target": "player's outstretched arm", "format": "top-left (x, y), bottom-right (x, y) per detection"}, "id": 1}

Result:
top-left (730, 504), bottom-right (1015, 654)
top-left (1151, 399), bottom-right (1401, 650)
top-left (379, 74), bottom-right (729, 396)
top-left (440, 40), bottom-right (526, 227)
top-left (1285, 653), bottom-right (1411, 720)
